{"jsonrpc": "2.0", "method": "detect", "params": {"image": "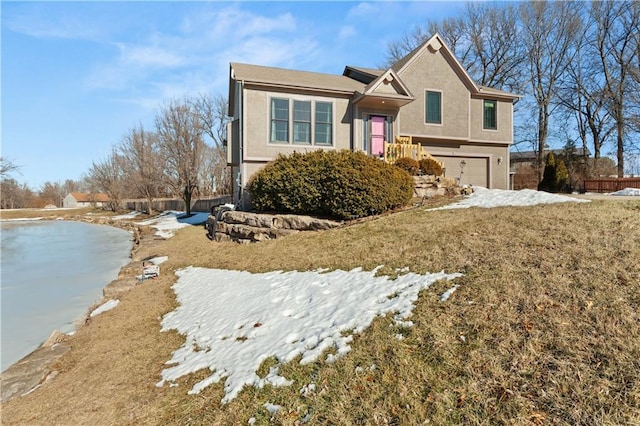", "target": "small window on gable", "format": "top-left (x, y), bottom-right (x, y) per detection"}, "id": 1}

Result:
top-left (425, 91), bottom-right (442, 124)
top-left (270, 98), bottom-right (289, 143)
top-left (483, 99), bottom-right (497, 130)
